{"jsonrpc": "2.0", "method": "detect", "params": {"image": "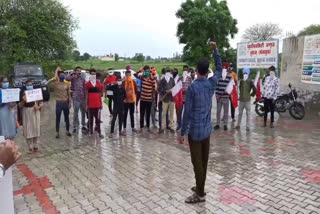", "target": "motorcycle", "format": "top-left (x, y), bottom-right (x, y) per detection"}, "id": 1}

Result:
top-left (255, 83), bottom-right (305, 120)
